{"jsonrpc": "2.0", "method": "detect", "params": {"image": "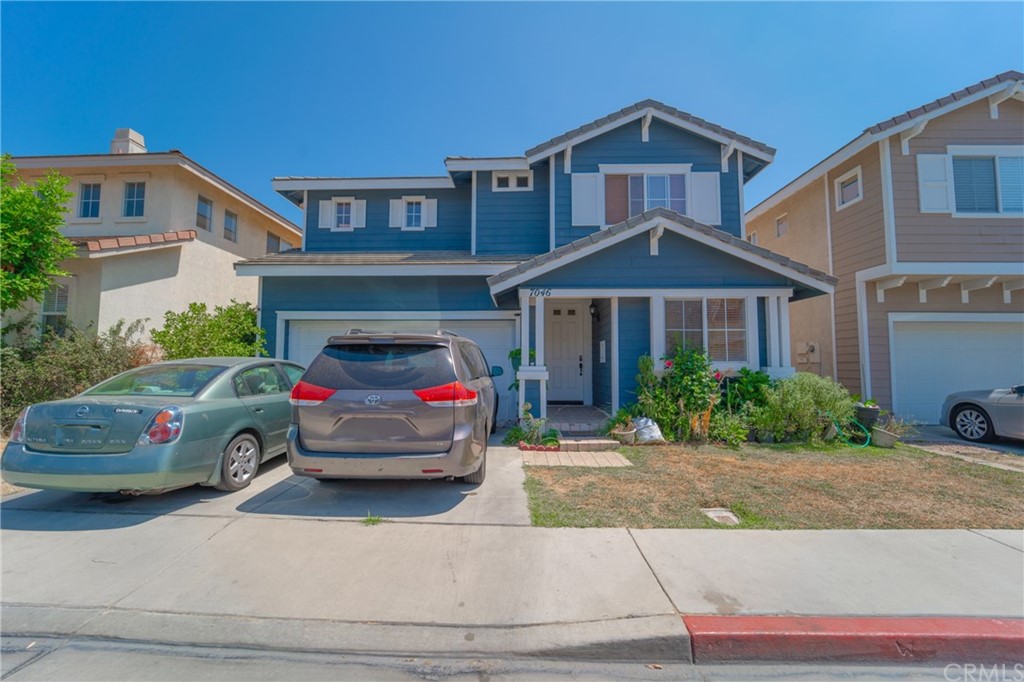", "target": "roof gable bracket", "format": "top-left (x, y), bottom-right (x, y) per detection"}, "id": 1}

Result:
top-left (721, 141), bottom-right (736, 172)
top-left (988, 80), bottom-right (1024, 119)
top-left (649, 223), bottom-right (665, 256)
top-left (961, 277), bottom-right (998, 304)
top-left (563, 145), bottom-right (572, 175)
top-left (918, 276), bottom-right (952, 303)
top-left (1003, 278), bottom-right (1024, 303)
top-left (641, 110), bottom-right (653, 142)
top-left (899, 120), bottom-right (928, 155)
